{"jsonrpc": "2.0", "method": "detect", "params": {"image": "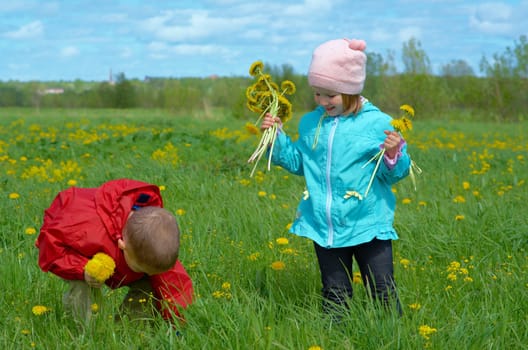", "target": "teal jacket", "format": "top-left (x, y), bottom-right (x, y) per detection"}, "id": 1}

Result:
top-left (271, 102), bottom-right (411, 248)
